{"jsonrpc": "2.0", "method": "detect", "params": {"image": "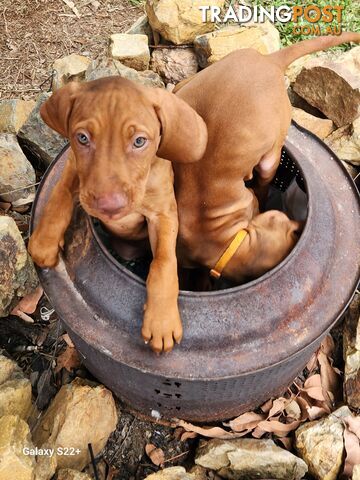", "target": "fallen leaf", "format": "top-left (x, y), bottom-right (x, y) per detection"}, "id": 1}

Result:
top-left (260, 399), bottom-right (273, 413)
top-left (344, 415), bottom-right (360, 438)
top-left (180, 431), bottom-right (198, 441)
top-left (344, 428), bottom-right (360, 477)
top-left (285, 400), bottom-right (302, 420)
top-left (11, 286), bottom-right (43, 320)
top-left (318, 350), bottom-right (341, 407)
top-left (60, 333), bottom-right (75, 348)
top-left (306, 405), bottom-right (329, 421)
top-left (306, 353), bottom-right (318, 373)
top-left (303, 374), bottom-right (326, 402)
top-left (226, 412), bottom-right (265, 432)
top-left (55, 346), bottom-right (81, 373)
top-left (320, 335), bottom-right (335, 356)
top-left (268, 397), bottom-right (289, 418)
top-left (177, 420), bottom-right (249, 439)
top-left (256, 419), bottom-right (301, 437)
top-left (145, 444), bottom-right (165, 466)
